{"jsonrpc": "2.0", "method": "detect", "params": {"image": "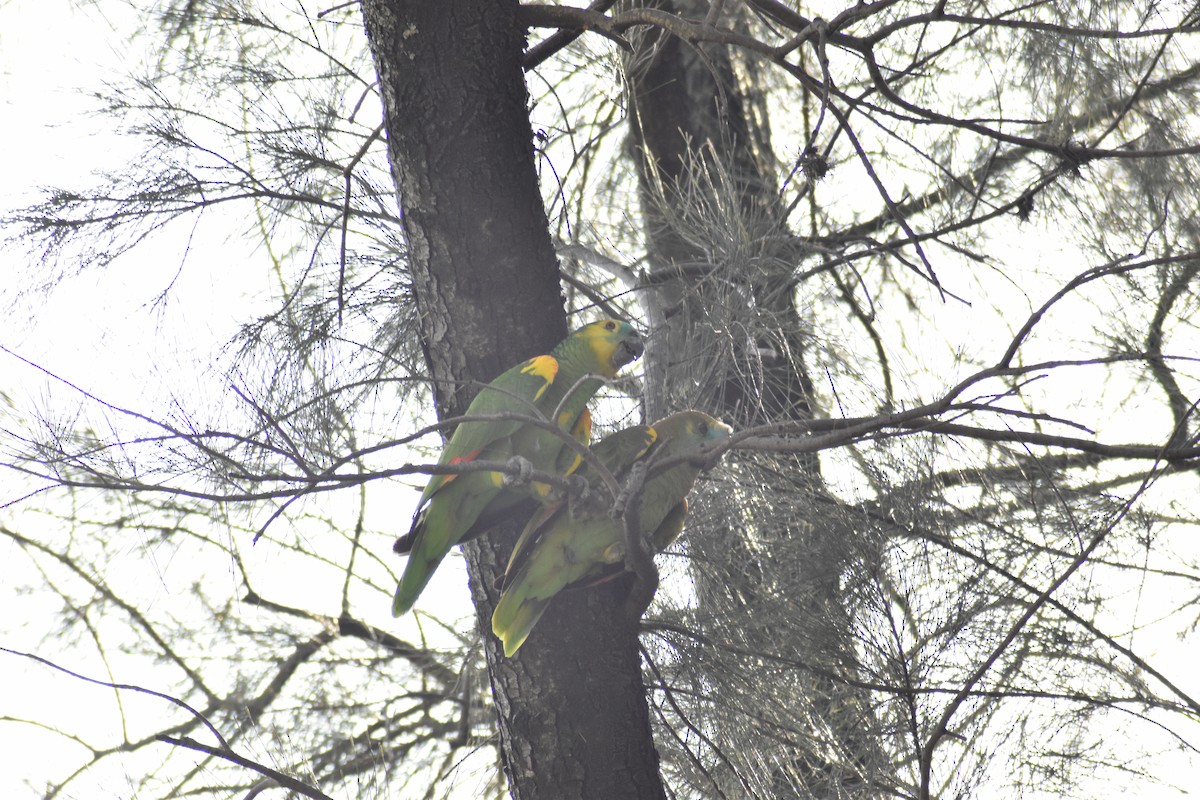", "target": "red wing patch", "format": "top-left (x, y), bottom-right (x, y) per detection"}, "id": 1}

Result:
top-left (433, 449), bottom-right (481, 490)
